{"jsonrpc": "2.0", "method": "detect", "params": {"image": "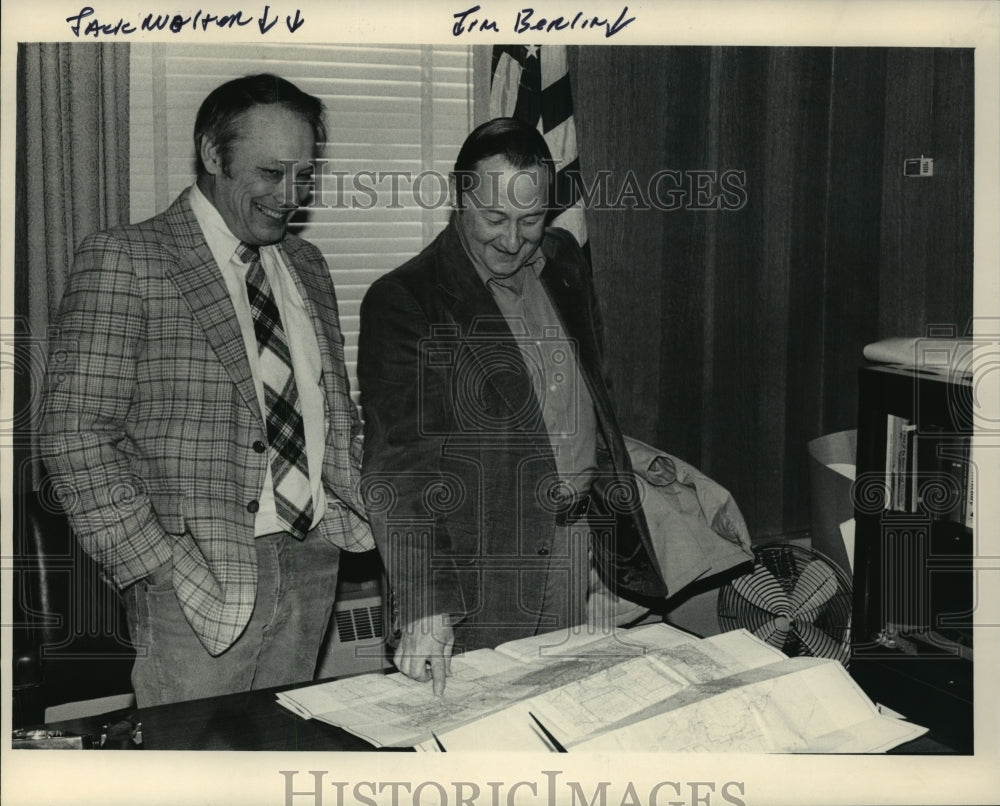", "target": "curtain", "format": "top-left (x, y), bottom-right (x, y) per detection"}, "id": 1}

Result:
top-left (558, 46), bottom-right (973, 541)
top-left (14, 43), bottom-right (130, 490)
